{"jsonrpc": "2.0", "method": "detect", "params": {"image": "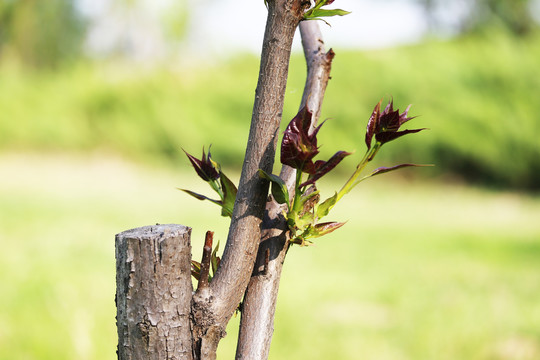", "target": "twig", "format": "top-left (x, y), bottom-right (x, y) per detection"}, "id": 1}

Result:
top-left (197, 231), bottom-right (214, 291)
